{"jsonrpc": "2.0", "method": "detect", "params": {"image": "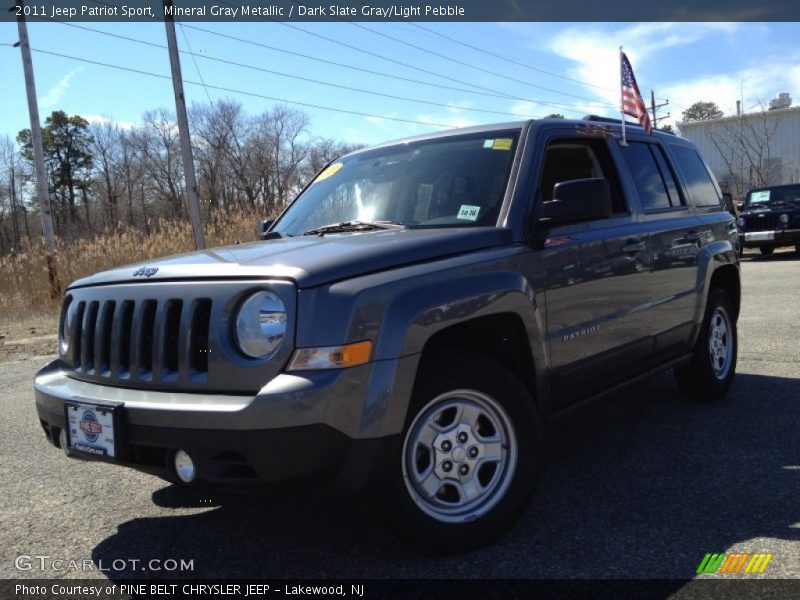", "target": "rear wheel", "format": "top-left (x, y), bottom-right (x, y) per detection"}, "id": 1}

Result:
top-left (760, 247), bottom-right (774, 256)
top-left (674, 287), bottom-right (737, 400)
top-left (378, 352), bottom-right (542, 554)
